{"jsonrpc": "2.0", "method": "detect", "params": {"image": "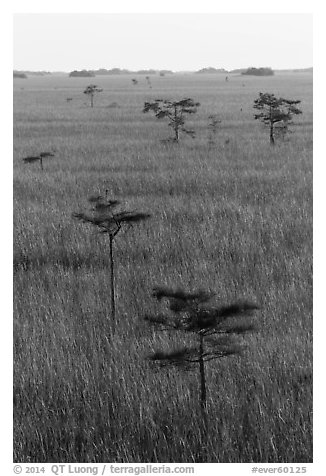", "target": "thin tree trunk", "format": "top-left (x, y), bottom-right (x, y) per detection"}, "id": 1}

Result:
top-left (40, 157), bottom-right (43, 171)
top-left (91, 94), bottom-right (94, 108)
top-left (269, 107), bottom-right (275, 145)
top-left (270, 122), bottom-right (275, 145)
top-left (109, 235), bottom-right (115, 328)
top-left (175, 127), bottom-right (179, 142)
top-left (199, 333), bottom-right (207, 410)
top-left (174, 105), bottom-right (179, 141)
top-left (198, 333), bottom-right (208, 462)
